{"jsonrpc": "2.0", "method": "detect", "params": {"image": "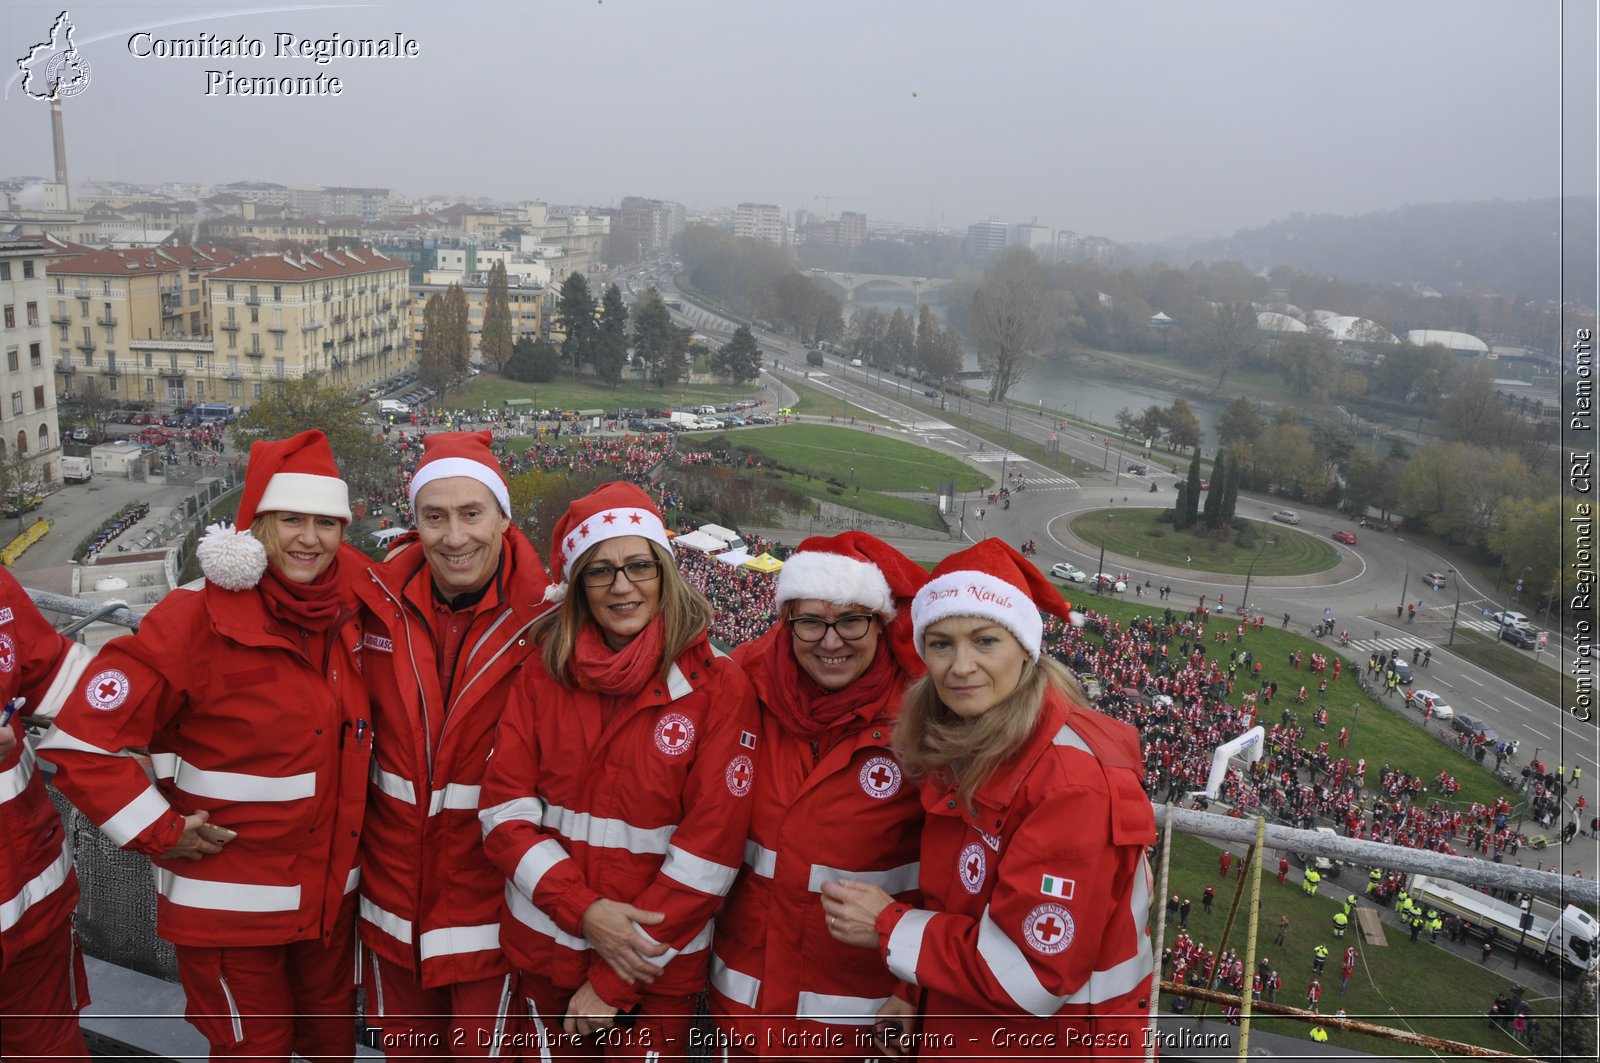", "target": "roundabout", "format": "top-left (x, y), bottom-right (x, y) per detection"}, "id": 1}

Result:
top-left (1057, 508), bottom-right (1349, 582)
